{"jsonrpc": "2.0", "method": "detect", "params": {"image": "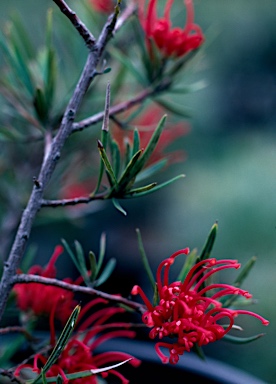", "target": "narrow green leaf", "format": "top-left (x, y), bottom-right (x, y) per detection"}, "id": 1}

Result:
top-left (112, 198), bottom-right (127, 216)
top-left (32, 305), bottom-right (81, 384)
top-left (61, 239), bottom-right (83, 278)
top-left (124, 174), bottom-right (185, 198)
top-left (168, 80), bottom-right (207, 94)
top-left (136, 228), bottom-right (155, 291)
top-left (110, 138), bottom-right (121, 178)
top-left (10, 11), bottom-right (36, 59)
top-left (177, 248), bottom-right (198, 282)
top-left (27, 359), bottom-right (133, 383)
top-left (234, 256), bottom-right (257, 287)
top-left (74, 240), bottom-right (89, 285)
top-left (116, 149), bottom-right (143, 194)
top-left (135, 159), bottom-right (167, 183)
top-left (98, 140), bottom-right (118, 189)
top-left (199, 222), bottom-right (218, 261)
top-left (33, 87), bottom-right (48, 124)
top-left (154, 98), bottom-right (192, 118)
top-left (56, 374), bottom-right (63, 384)
top-left (128, 182), bottom-right (157, 195)
top-left (95, 258), bottom-right (116, 287)
top-left (95, 232), bottom-right (106, 276)
top-left (193, 343), bottom-right (205, 360)
top-left (41, 370), bottom-right (47, 384)
top-left (109, 46), bottom-right (146, 85)
top-left (88, 251), bottom-right (97, 283)
top-left (132, 128), bottom-right (140, 157)
top-left (134, 115), bottom-right (166, 171)
top-left (223, 333), bottom-right (265, 344)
